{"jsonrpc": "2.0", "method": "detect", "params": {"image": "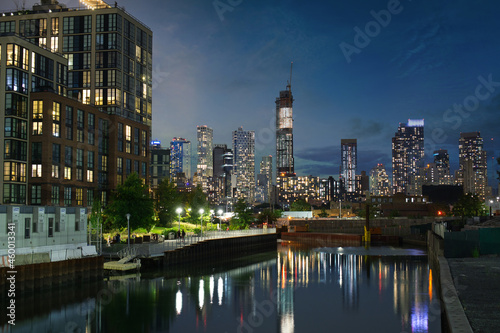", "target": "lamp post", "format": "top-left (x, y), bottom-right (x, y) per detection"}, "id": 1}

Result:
top-left (176, 208), bottom-right (182, 240)
top-left (199, 209), bottom-right (204, 238)
top-left (126, 213), bottom-right (131, 252)
top-left (218, 209), bottom-right (223, 230)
